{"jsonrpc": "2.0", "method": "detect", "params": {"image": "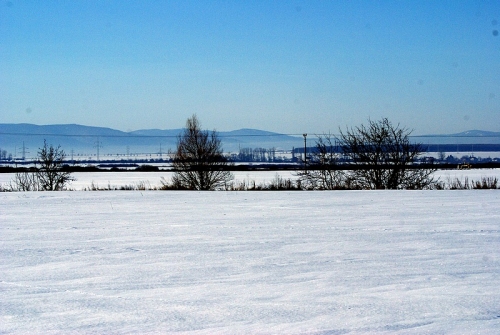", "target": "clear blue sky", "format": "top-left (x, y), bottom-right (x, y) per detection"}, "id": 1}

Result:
top-left (1, 0), bottom-right (499, 135)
